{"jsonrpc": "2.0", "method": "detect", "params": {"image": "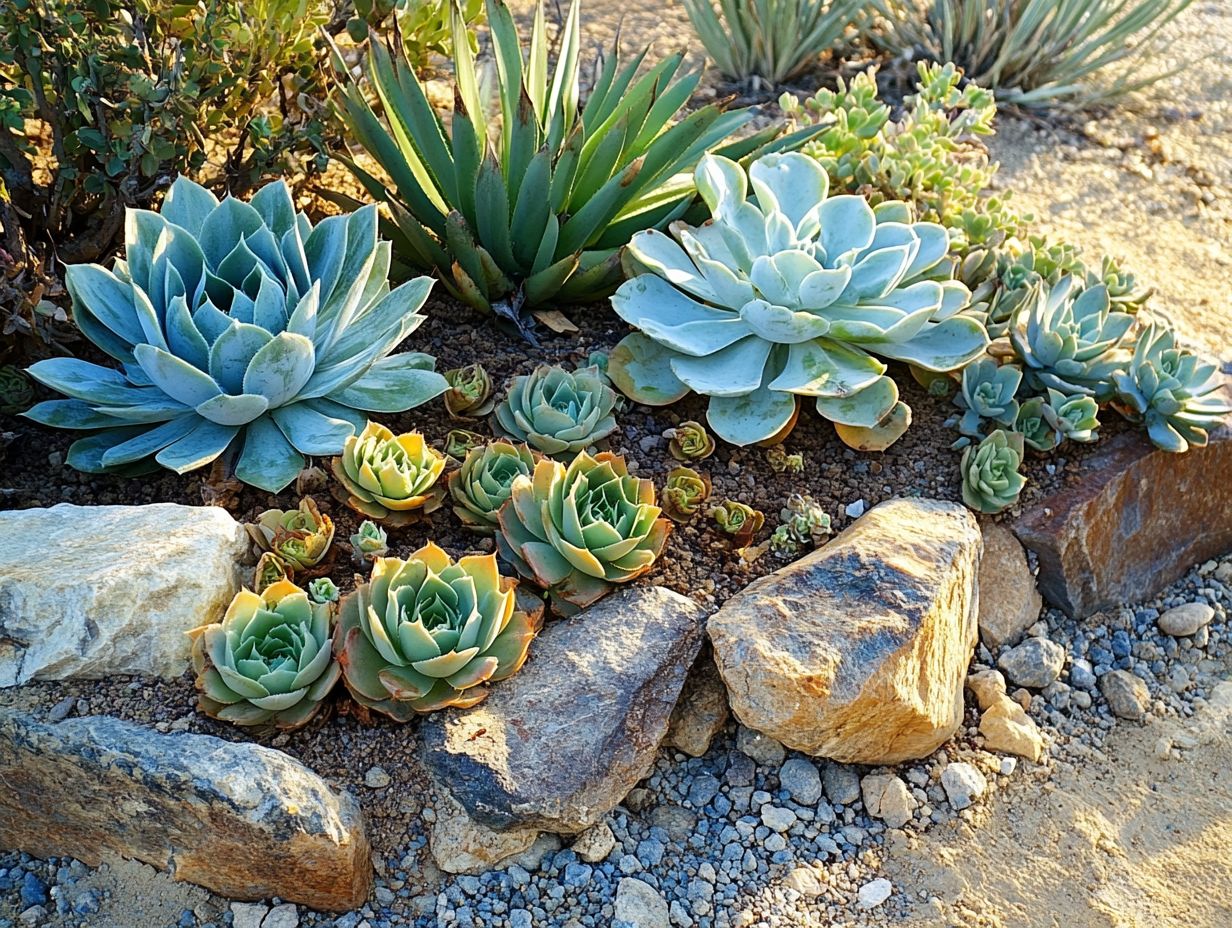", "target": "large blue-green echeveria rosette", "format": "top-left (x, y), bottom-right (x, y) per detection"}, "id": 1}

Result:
top-left (24, 177), bottom-right (448, 491)
top-left (608, 151), bottom-right (988, 449)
